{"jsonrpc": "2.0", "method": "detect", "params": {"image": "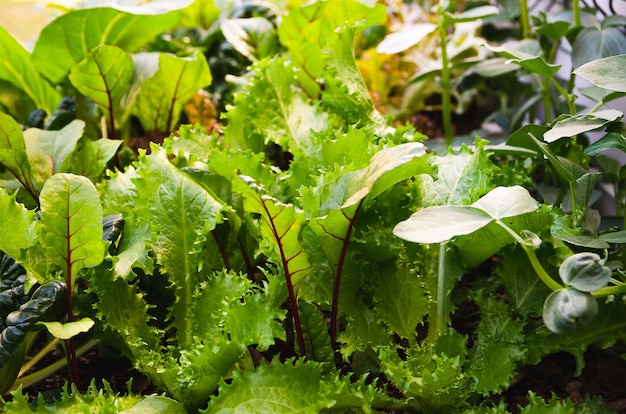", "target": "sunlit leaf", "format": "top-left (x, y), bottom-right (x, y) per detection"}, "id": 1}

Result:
top-left (38, 318), bottom-right (94, 340)
top-left (376, 23), bottom-right (436, 54)
top-left (0, 188), bottom-right (36, 260)
top-left (485, 40), bottom-right (561, 77)
top-left (574, 54), bottom-right (626, 92)
top-left (394, 186), bottom-right (538, 244)
top-left (544, 109), bottom-right (623, 142)
top-left (39, 173), bottom-right (105, 279)
top-left (0, 27), bottom-right (60, 114)
top-left (0, 113), bottom-right (38, 202)
top-left (69, 45), bottom-right (133, 131)
top-left (32, 7), bottom-right (181, 83)
top-left (133, 51), bottom-right (212, 132)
